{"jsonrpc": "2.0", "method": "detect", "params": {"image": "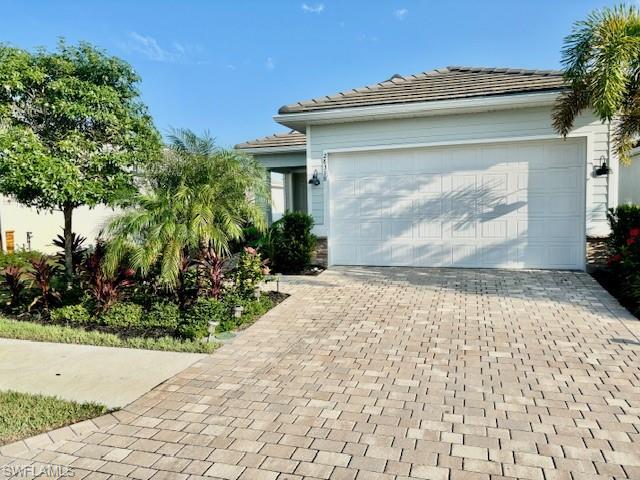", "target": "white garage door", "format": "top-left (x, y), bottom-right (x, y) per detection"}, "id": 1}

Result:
top-left (329, 138), bottom-right (586, 270)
